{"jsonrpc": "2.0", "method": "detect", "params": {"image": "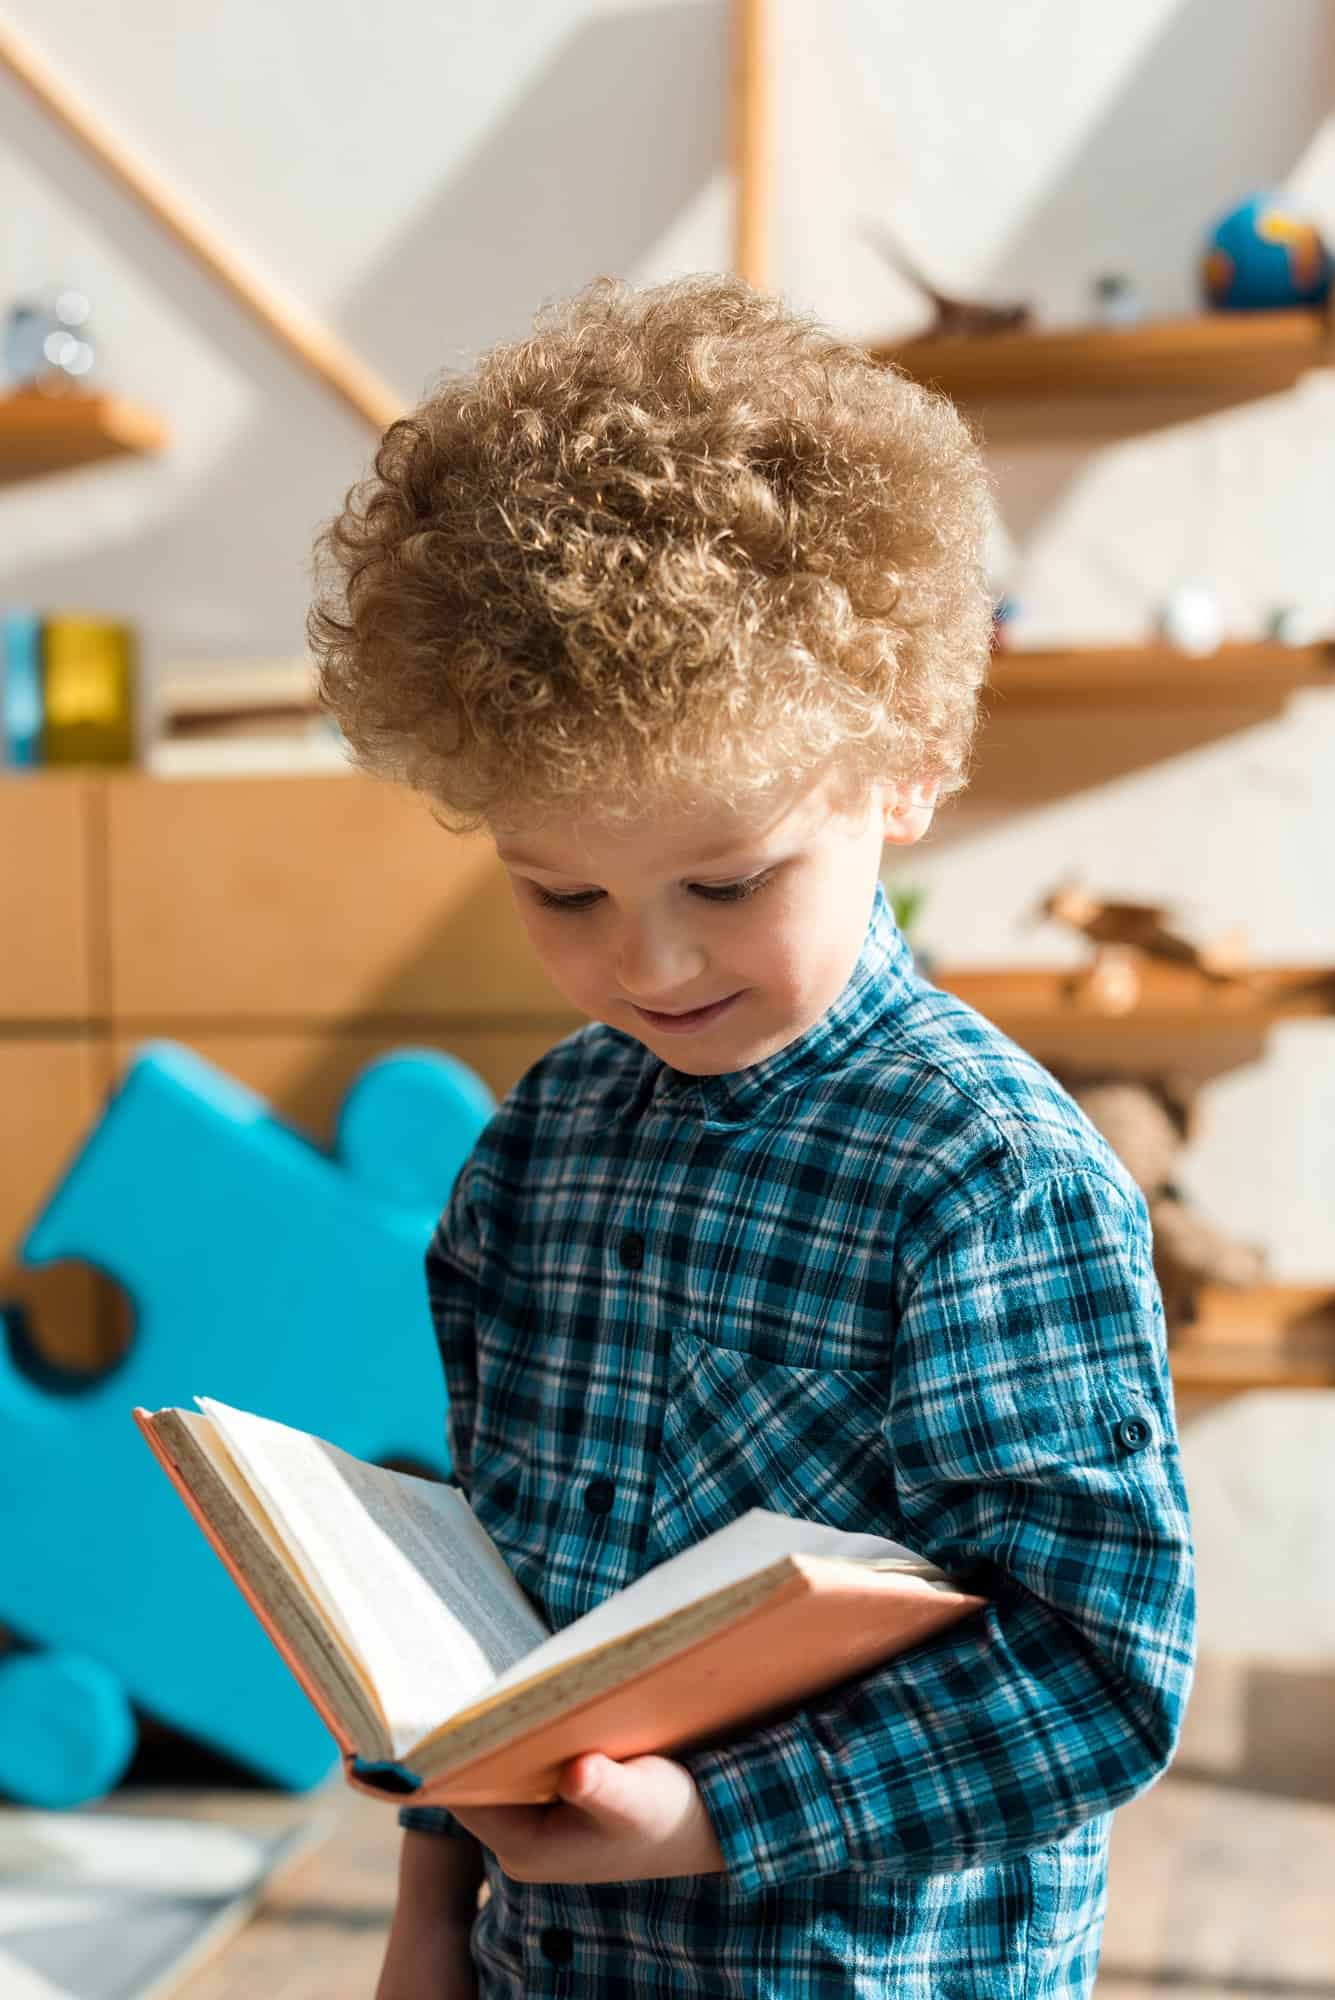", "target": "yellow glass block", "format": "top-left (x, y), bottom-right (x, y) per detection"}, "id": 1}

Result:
top-left (43, 616), bottom-right (136, 765)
